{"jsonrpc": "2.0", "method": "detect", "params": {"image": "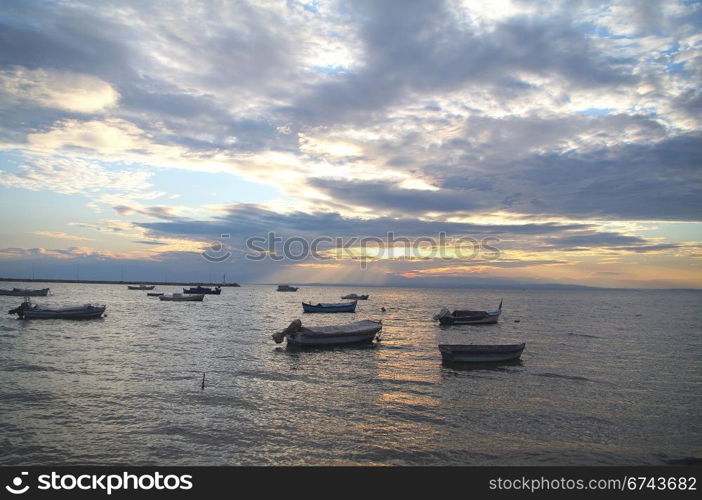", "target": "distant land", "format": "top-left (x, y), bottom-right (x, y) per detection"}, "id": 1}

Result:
top-left (251, 281), bottom-right (702, 291)
top-left (1, 277), bottom-right (699, 292)
top-left (0, 277), bottom-right (240, 287)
